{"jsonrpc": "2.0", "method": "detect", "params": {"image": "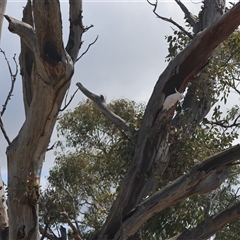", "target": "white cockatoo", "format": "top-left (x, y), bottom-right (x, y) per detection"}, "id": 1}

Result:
top-left (162, 88), bottom-right (184, 110)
